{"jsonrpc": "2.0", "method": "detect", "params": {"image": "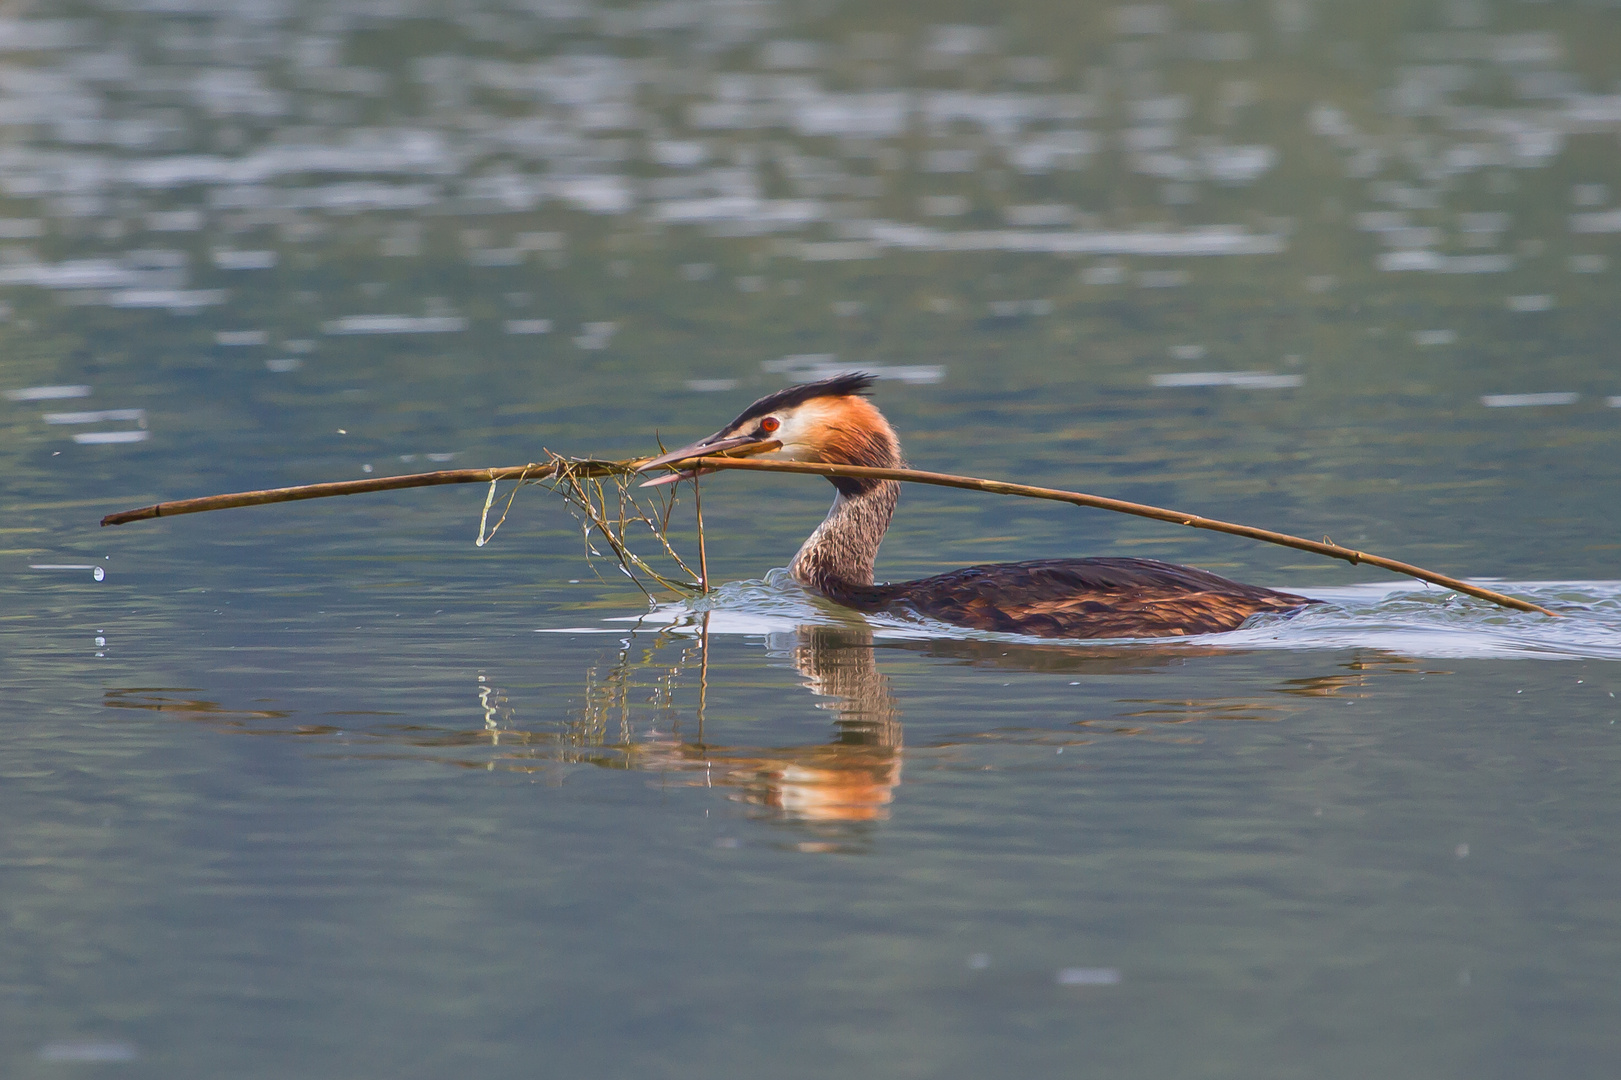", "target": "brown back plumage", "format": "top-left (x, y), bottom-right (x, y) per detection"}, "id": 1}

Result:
top-left (836, 557), bottom-right (1314, 639)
